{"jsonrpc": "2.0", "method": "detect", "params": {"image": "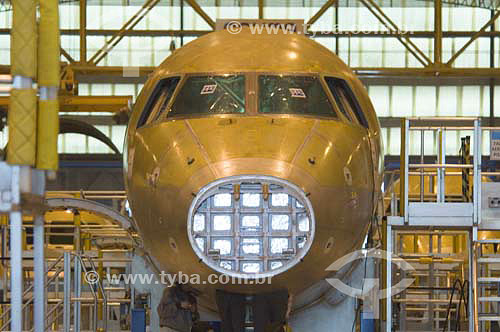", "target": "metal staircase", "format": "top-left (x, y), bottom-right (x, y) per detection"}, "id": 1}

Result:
top-left (0, 252), bottom-right (111, 331)
top-left (384, 117), bottom-right (500, 332)
top-left (66, 252), bottom-right (109, 332)
top-left (476, 238), bottom-right (500, 331)
top-left (392, 231), bottom-right (470, 332)
top-left (0, 254), bottom-right (65, 331)
top-left (0, 191), bottom-right (139, 331)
